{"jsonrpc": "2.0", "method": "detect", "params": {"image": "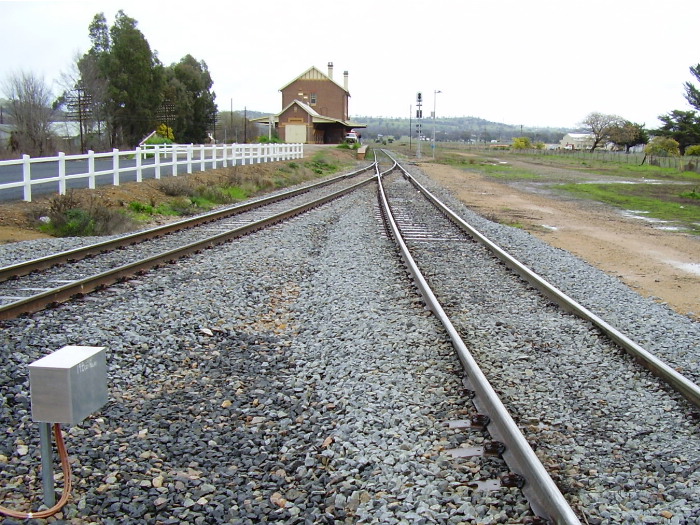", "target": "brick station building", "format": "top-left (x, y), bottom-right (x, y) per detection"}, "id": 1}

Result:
top-left (253, 62), bottom-right (365, 144)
